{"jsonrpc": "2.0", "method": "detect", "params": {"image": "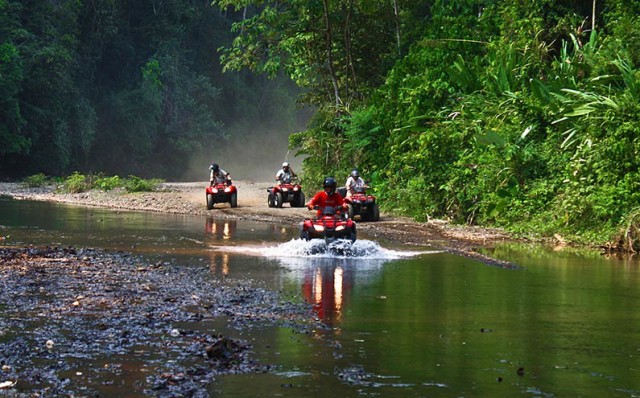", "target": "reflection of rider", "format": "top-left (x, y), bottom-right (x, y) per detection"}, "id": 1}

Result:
top-left (345, 169), bottom-right (366, 197)
top-left (275, 162), bottom-right (296, 185)
top-left (209, 163), bottom-right (231, 185)
top-left (307, 177), bottom-right (347, 217)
